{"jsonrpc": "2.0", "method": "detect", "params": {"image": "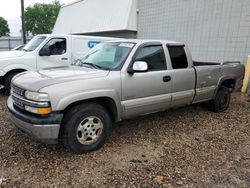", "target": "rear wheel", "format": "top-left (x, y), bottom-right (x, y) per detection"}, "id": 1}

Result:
top-left (208, 86), bottom-right (231, 112)
top-left (4, 72), bottom-right (19, 95)
top-left (61, 103), bottom-right (112, 153)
